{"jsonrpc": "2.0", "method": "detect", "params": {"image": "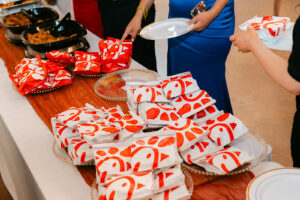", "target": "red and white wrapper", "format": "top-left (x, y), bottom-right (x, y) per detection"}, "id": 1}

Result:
top-left (138, 102), bottom-right (180, 126)
top-left (98, 171), bottom-right (154, 200)
top-left (158, 72), bottom-right (192, 84)
top-left (180, 136), bottom-right (222, 165)
top-left (102, 62), bottom-right (130, 74)
top-left (131, 85), bottom-right (169, 103)
top-left (239, 16), bottom-right (291, 43)
top-left (188, 104), bottom-right (222, 124)
top-left (131, 131), bottom-right (182, 172)
top-left (99, 37), bottom-right (132, 64)
top-left (203, 113), bottom-right (249, 147)
top-left (34, 69), bottom-right (72, 90)
top-left (118, 113), bottom-right (145, 141)
top-left (161, 77), bottom-right (199, 99)
top-left (74, 51), bottom-right (101, 74)
top-left (153, 165), bottom-right (185, 194)
top-left (103, 105), bottom-right (124, 122)
top-left (41, 59), bottom-right (68, 73)
top-left (93, 142), bottom-right (133, 184)
top-left (171, 90), bottom-right (216, 118)
top-left (46, 50), bottom-right (74, 64)
top-left (67, 136), bottom-right (93, 165)
top-left (51, 118), bottom-right (78, 148)
top-left (195, 146), bottom-right (253, 174)
top-left (77, 120), bottom-right (121, 145)
top-left (164, 118), bottom-right (208, 152)
top-left (150, 184), bottom-right (190, 200)
top-left (55, 104), bottom-right (105, 128)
